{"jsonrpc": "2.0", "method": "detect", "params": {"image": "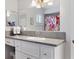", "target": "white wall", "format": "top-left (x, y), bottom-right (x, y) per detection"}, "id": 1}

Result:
top-left (60, 0), bottom-right (74, 59)
top-left (44, 5), bottom-right (60, 14)
top-left (0, 0), bottom-right (5, 59)
top-left (5, 0), bottom-right (18, 31)
top-left (5, 0), bottom-right (18, 11)
top-left (5, 0), bottom-right (19, 31)
top-left (70, 0), bottom-right (74, 59)
top-left (44, 0), bottom-right (60, 14)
